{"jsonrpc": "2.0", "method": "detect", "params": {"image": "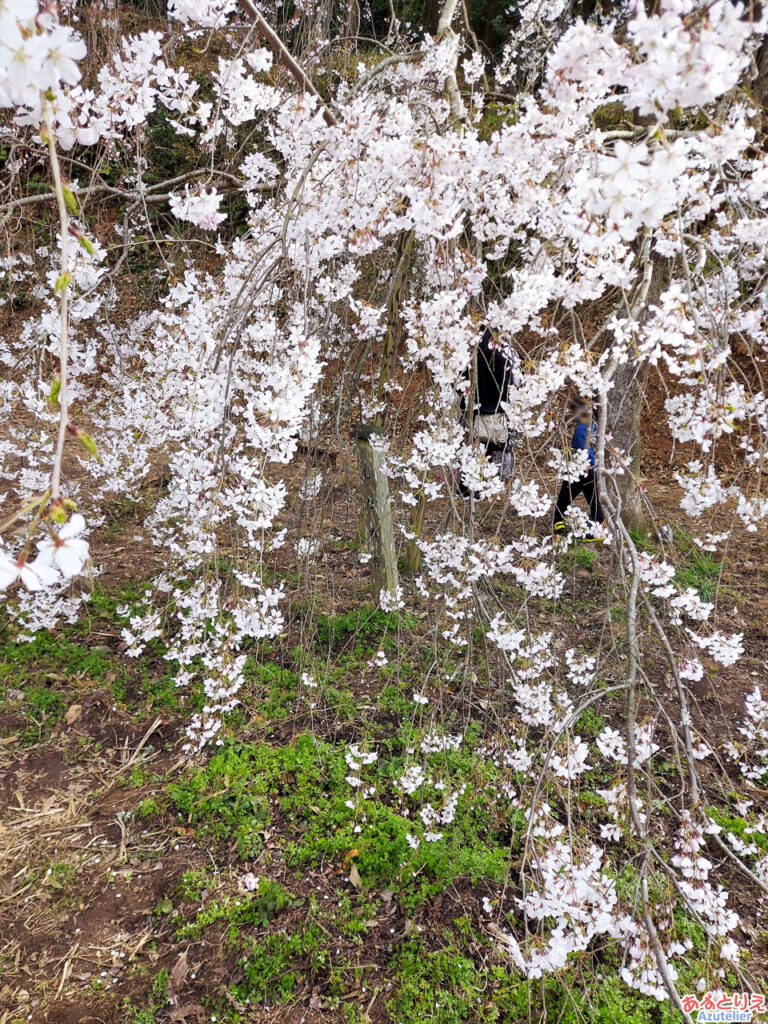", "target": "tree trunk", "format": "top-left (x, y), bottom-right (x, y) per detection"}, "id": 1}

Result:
top-left (354, 230), bottom-right (413, 592)
top-left (607, 256), bottom-right (671, 528)
top-left (404, 488), bottom-right (426, 573)
top-left (373, 230), bottom-right (415, 430)
top-left (753, 39), bottom-right (768, 125)
top-left (607, 359), bottom-right (648, 528)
